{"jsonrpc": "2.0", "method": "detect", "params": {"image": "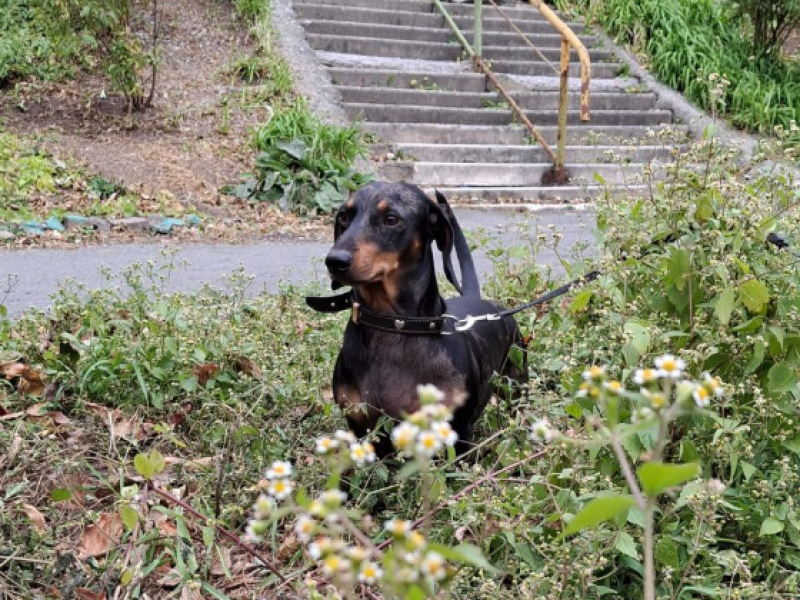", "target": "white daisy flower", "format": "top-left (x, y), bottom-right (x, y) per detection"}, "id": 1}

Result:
top-left (417, 384), bottom-right (446, 405)
top-left (633, 368), bottom-right (661, 385)
top-left (347, 546), bottom-right (369, 563)
top-left (350, 442), bottom-right (377, 466)
top-left (334, 429), bottom-right (356, 444)
top-left (654, 354), bottom-right (685, 379)
top-left (267, 478), bottom-right (294, 500)
top-left (358, 561), bottom-right (382, 584)
top-left (321, 555), bottom-right (350, 575)
top-left (384, 518), bottom-right (412, 538)
top-left (315, 436), bottom-right (339, 454)
top-left (254, 494), bottom-right (275, 519)
top-left (603, 380), bottom-right (624, 395)
top-left (391, 422), bottom-right (420, 453)
top-left (266, 460), bottom-right (293, 480)
top-left (244, 518), bottom-right (268, 543)
top-left (702, 372), bottom-right (724, 397)
top-left (431, 421), bottom-right (458, 446)
top-left (416, 430), bottom-right (443, 457)
top-left (308, 537), bottom-right (335, 560)
top-left (582, 365), bottom-right (606, 382)
top-left (530, 418), bottom-right (556, 442)
top-left (420, 551), bottom-right (448, 582)
top-left (294, 515), bottom-right (316, 542)
top-left (631, 407), bottom-right (654, 423)
top-left (693, 385), bottom-right (711, 408)
top-left (320, 489), bottom-right (347, 508)
top-left (421, 403), bottom-right (452, 421)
